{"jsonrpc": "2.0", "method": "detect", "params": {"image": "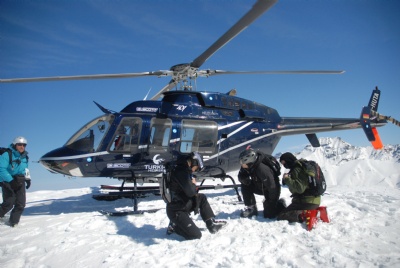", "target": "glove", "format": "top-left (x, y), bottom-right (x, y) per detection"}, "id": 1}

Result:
top-left (26, 180), bottom-right (31, 189)
top-left (282, 173), bottom-right (289, 186)
top-left (11, 174), bottom-right (25, 190)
